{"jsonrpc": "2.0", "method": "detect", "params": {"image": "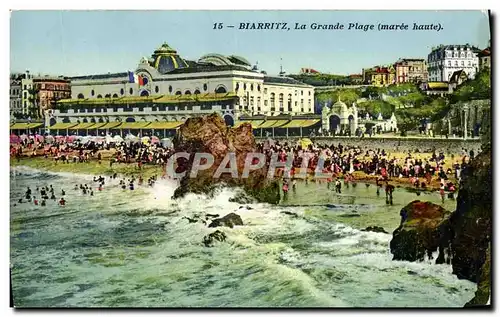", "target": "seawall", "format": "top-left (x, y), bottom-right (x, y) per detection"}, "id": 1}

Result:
top-left (256, 136), bottom-right (482, 155)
